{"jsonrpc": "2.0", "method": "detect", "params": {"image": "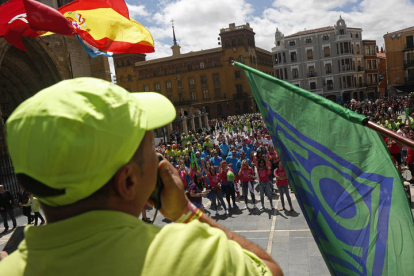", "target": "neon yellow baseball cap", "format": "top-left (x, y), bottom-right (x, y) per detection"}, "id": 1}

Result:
top-left (6, 77), bottom-right (176, 207)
